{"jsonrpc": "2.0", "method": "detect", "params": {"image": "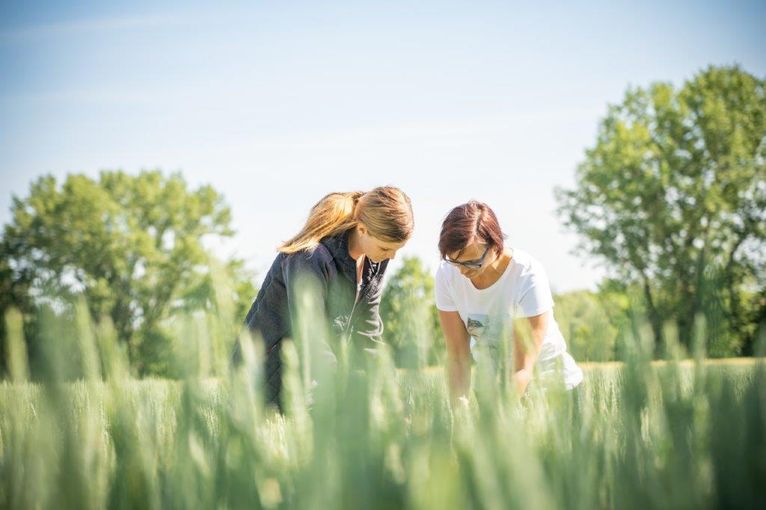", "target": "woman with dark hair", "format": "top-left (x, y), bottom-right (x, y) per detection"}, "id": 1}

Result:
top-left (435, 200), bottom-right (582, 405)
top-left (233, 186), bottom-right (414, 409)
